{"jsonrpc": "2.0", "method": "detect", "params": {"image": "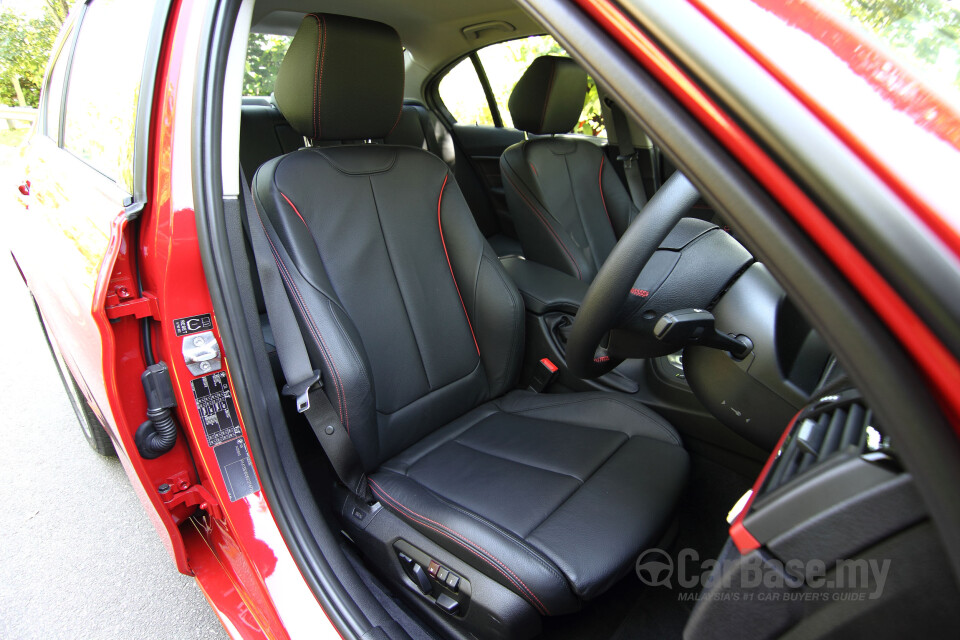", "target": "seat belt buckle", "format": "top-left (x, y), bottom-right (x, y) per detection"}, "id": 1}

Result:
top-left (617, 152), bottom-right (637, 169)
top-left (529, 358), bottom-right (559, 393)
top-left (282, 369), bottom-right (322, 413)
